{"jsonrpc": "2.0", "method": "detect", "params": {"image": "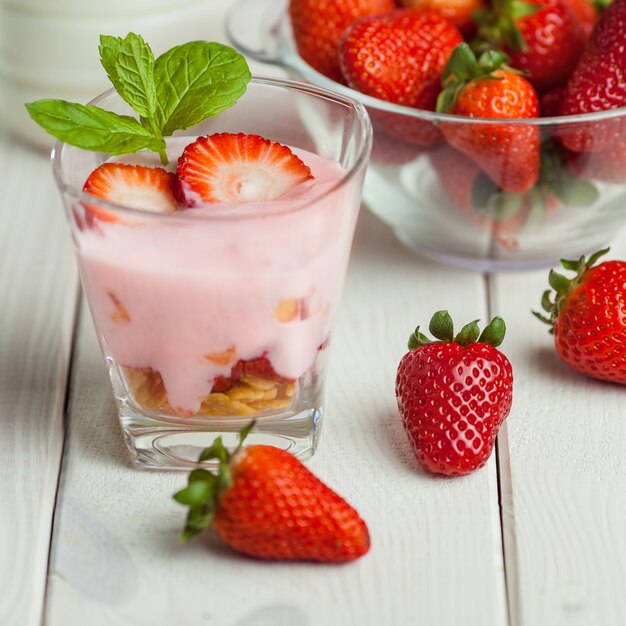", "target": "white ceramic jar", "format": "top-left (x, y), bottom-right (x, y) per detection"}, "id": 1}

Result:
top-left (0, 0), bottom-right (233, 148)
